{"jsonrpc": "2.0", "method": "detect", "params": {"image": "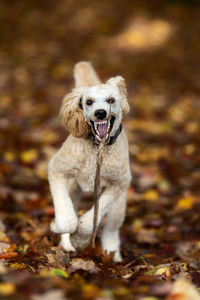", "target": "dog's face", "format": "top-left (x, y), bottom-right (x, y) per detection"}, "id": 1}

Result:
top-left (82, 83), bottom-right (122, 141)
top-left (60, 76), bottom-right (130, 138)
